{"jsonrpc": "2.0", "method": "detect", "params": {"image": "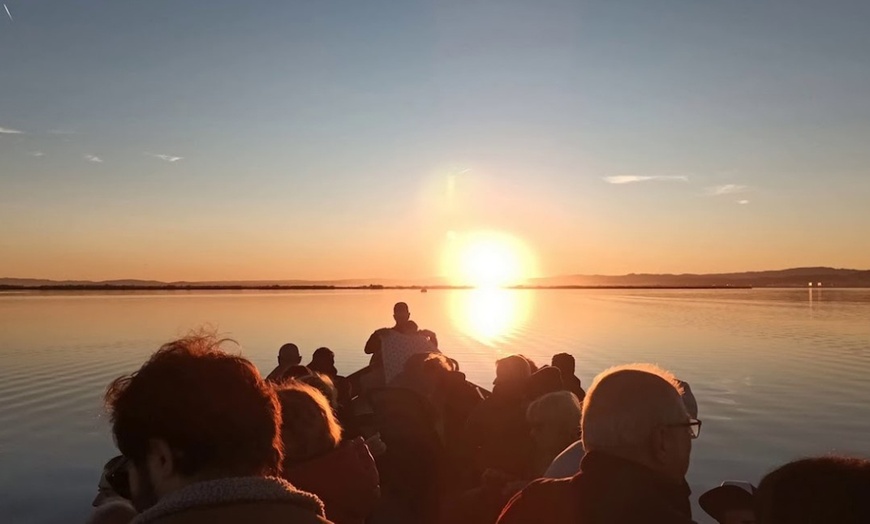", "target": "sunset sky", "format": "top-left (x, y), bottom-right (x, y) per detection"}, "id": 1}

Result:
top-left (2, 1), bottom-right (870, 282)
